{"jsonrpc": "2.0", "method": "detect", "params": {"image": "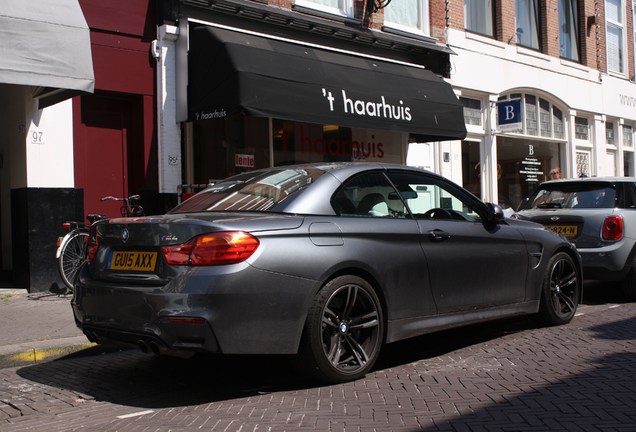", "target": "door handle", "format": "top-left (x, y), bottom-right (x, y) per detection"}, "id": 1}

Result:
top-left (427, 229), bottom-right (451, 242)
